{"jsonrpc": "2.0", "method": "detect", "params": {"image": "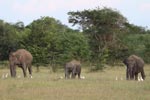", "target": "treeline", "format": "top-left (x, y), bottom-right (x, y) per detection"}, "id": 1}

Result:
top-left (0, 7), bottom-right (150, 70)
